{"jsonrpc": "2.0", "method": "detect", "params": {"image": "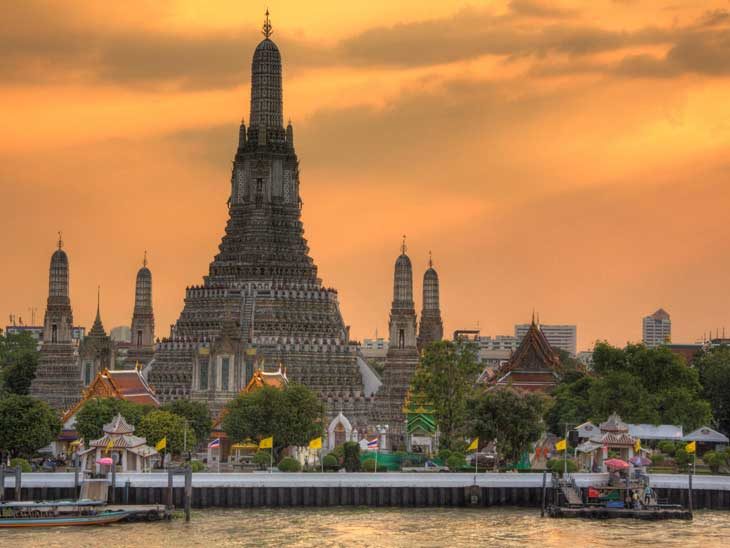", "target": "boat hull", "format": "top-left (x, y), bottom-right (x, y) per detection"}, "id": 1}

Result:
top-left (0, 510), bottom-right (130, 528)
